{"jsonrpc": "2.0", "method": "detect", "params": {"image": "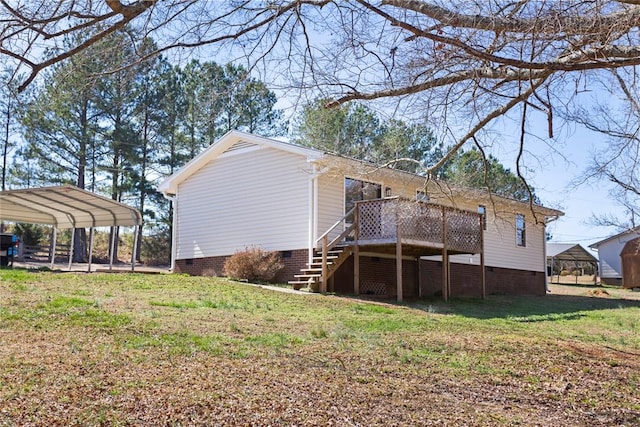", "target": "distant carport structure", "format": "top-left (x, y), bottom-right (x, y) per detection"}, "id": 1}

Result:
top-left (546, 243), bottom-right (599, 284)
top-left (0, 185), bottom-right (142, 271)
